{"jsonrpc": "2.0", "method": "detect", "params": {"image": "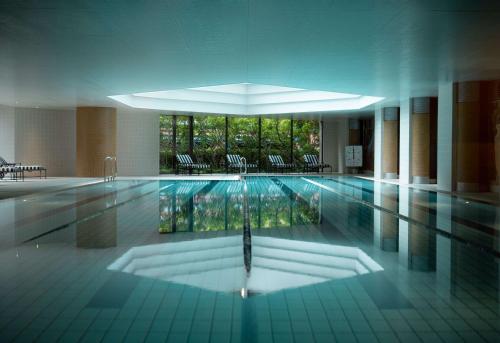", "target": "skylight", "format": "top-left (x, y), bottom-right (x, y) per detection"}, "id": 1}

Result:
top-left (109, 83), bottom-right (384, 115)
